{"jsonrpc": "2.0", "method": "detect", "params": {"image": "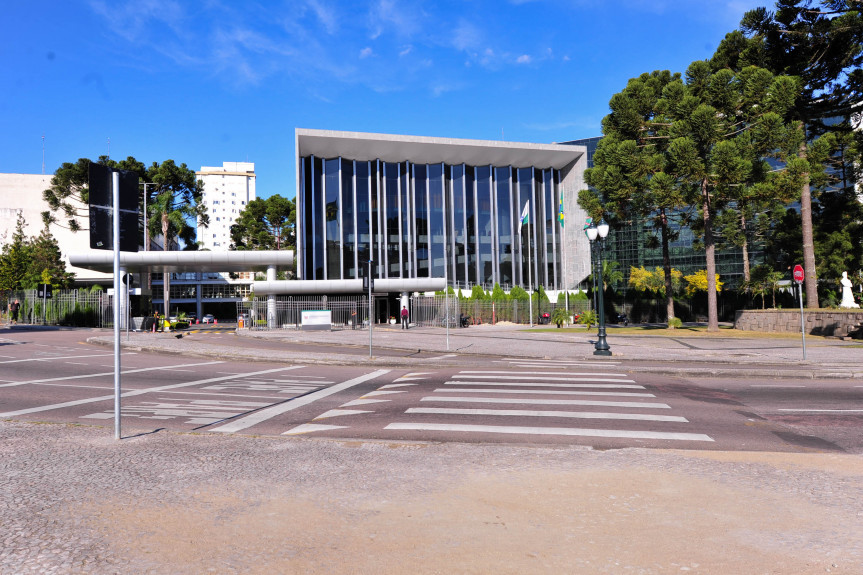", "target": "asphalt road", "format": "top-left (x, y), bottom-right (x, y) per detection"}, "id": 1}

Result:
top-left (2, 329), bottom-right (861, 453)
